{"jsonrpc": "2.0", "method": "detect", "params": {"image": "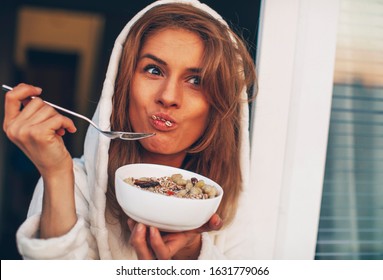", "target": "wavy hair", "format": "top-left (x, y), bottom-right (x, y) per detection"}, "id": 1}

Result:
top-left (106, 3), bottom-right (256, 239)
